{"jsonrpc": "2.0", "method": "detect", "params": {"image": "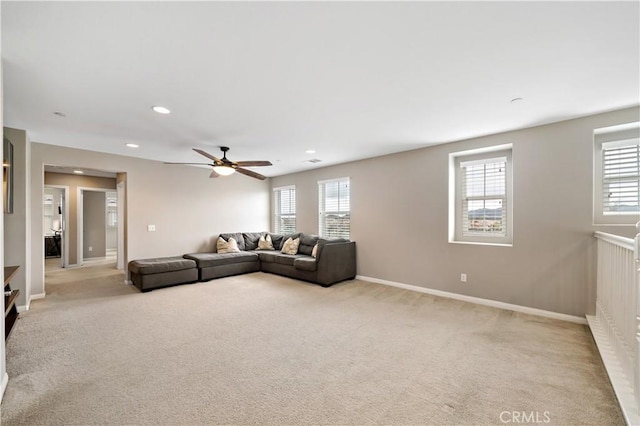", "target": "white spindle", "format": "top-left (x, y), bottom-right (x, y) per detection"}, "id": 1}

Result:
top-left (592, 230), bottom-right (639, 425)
